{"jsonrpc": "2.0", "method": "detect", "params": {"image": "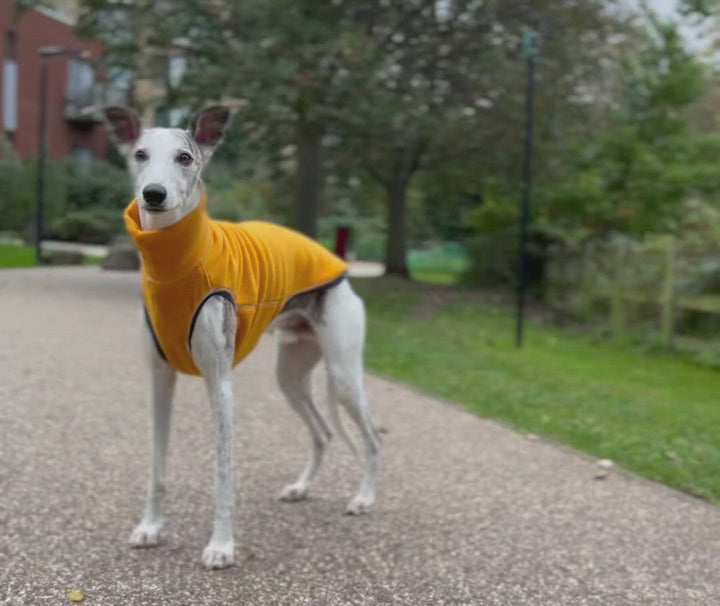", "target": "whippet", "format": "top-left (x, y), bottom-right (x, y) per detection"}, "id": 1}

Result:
top-left (104, 106), bottom-right (380, 569)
